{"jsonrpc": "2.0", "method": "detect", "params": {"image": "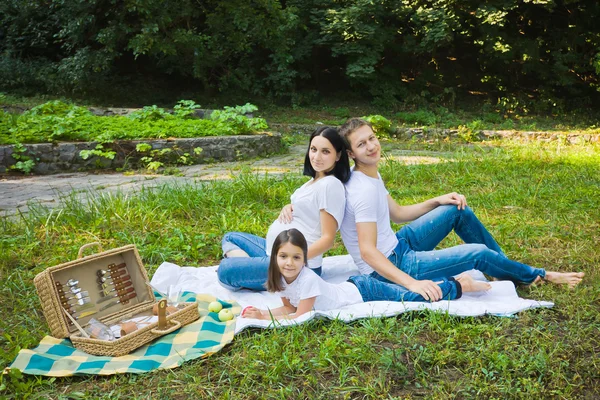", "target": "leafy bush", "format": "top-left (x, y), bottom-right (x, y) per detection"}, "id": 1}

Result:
top-left (210, 103), bottom-right (268, 134)
top-left (396, 110), bottom-right (438, 126)
top-left (0, 110), bottom-right (16, 140)
top-left (362, 115), bottom-right (392, 135)
top-left (173, 100), bottom-right (202, 119)
top-left (128, 105), bottom-right (173, 122)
